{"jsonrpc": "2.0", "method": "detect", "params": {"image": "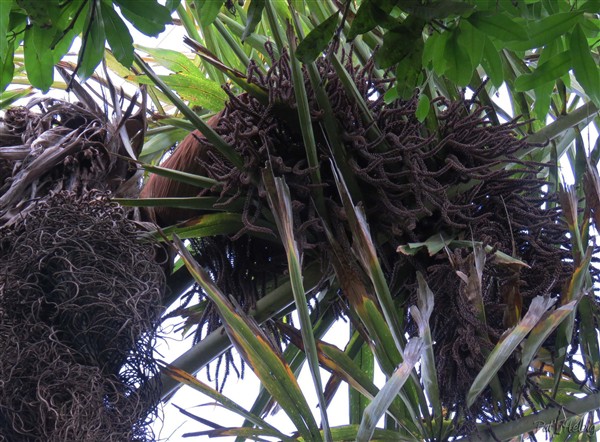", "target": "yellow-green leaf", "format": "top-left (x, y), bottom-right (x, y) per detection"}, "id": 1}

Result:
top-left (131, 72), bottom-right (227, 112)
top-left (136, 45), bottom-right (198, 75)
